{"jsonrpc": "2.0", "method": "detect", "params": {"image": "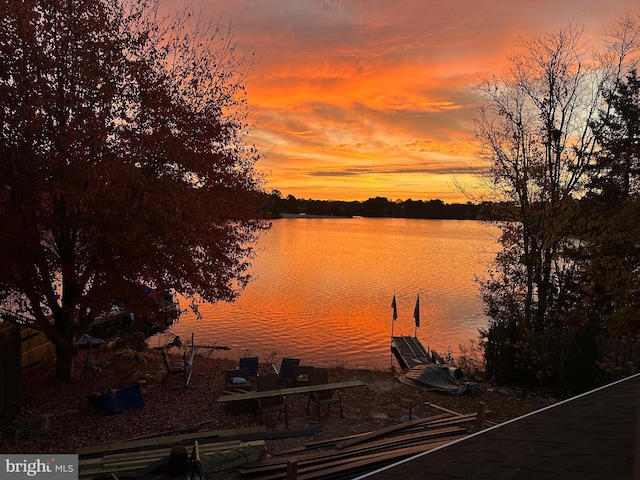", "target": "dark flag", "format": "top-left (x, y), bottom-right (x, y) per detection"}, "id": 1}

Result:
top-left (391, 294), bottom-right (398, 321)
top-left (413, 294), bottom-right (420, 328)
